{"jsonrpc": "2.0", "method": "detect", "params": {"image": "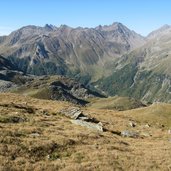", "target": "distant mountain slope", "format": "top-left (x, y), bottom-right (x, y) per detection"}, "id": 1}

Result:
top-left (0, 23), bottom-right (145, 82)
top-left (0, 55), bottom-right (17, 70)
top-left (95, 28), bottom-right (171, 103)
top-left (0, 55), bottom-right (29, 92)
top-left (147, 24), bottom-right (171, 39)
top-left (3, 23), bottom-right (171, 103)
top-left (14, 75), bottom-right (105, 105)
top-left (0, 55), bottom-right (104, 104)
